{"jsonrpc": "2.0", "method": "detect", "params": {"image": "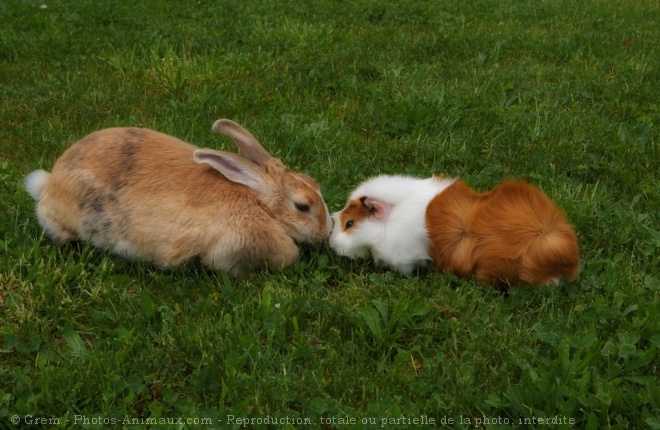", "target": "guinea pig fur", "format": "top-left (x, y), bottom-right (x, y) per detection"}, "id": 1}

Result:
top-left (330, 174), bottom-right (580, 287)
top-left (329, 175), bottom-right (455, 275)
top-left (426, 179), bottom-right (579, 287)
